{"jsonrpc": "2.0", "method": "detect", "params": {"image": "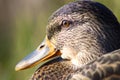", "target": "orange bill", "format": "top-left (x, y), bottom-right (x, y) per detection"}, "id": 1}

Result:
top-left (15, 37), bottom-right (61, 71)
